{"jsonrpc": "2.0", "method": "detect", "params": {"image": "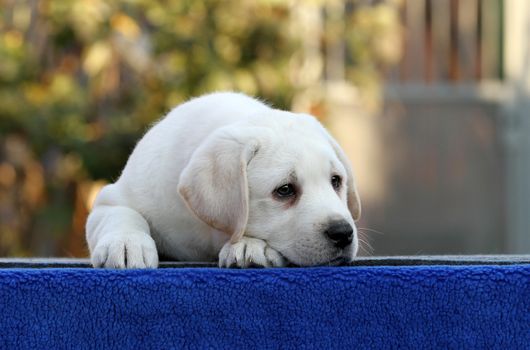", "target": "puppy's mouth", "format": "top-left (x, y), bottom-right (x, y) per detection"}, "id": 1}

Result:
top-left (325, 256), bottom-right (351, 266)
top-left (284, 254), bottom-right (352, 267)
top-left (275, 242), bottom-right (355, 267)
